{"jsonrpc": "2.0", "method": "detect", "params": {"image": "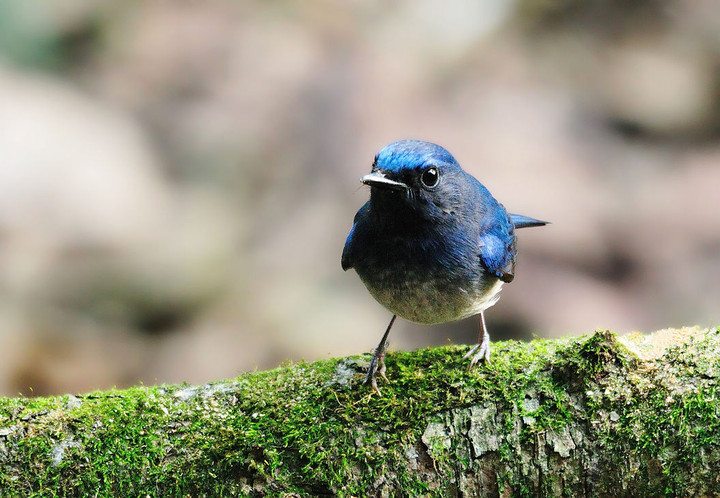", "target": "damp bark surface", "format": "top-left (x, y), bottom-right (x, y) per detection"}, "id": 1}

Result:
top-left (1, 327), bottom-right (719, 496)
